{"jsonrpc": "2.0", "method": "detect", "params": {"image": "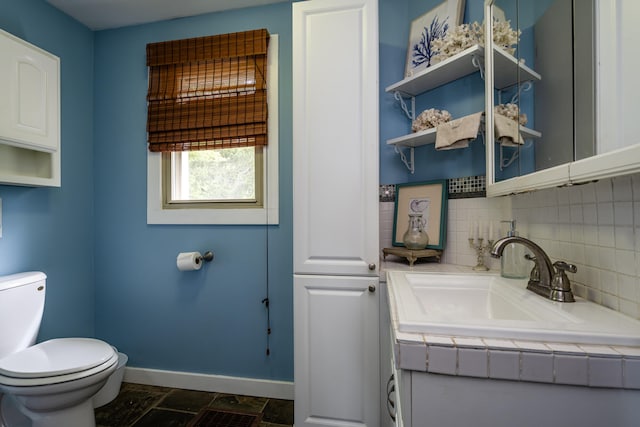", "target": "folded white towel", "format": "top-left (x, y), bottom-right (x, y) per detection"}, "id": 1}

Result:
top-left (435, 112), bottom-right (483, 150)
top-left (494, 114), bottom-right (524, 146)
